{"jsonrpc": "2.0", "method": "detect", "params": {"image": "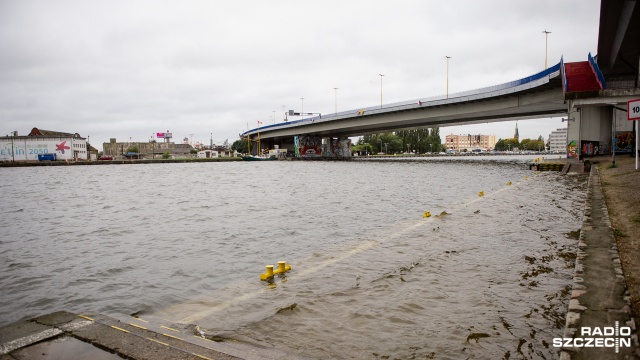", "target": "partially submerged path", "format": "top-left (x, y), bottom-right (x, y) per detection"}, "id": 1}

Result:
top-left (560, 163), bottom-right (639, 359)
